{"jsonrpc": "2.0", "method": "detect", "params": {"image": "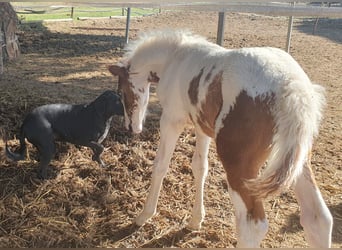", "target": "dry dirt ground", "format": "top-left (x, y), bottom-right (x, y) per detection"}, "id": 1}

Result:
top-left (0, 11), bottom-right (341, 248)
